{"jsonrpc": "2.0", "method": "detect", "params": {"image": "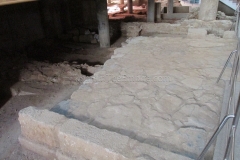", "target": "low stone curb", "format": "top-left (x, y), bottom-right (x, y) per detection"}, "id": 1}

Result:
top-left (19, 106), bottom-right (193, 160)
